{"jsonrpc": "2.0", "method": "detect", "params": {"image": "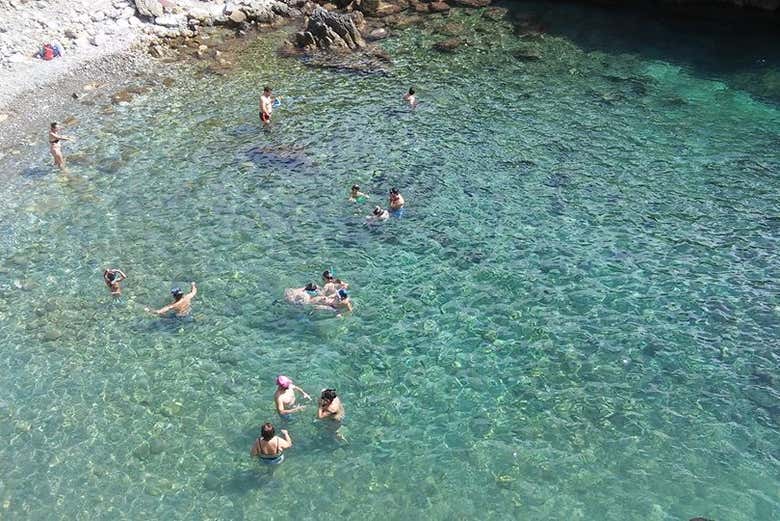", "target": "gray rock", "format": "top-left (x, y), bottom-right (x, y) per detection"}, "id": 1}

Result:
top-left (135, 0), bottom-right (163, 18)
top-left (64, 28), bottom-right (80, 39)
top-left (228, 9), bottom-right (247, 24)
top-left (155, 13), bottom-right (186, 27)
top-left (299, 6), bottom-right (364, 50)
top-left (367, 27), bottom-right (388, 41)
